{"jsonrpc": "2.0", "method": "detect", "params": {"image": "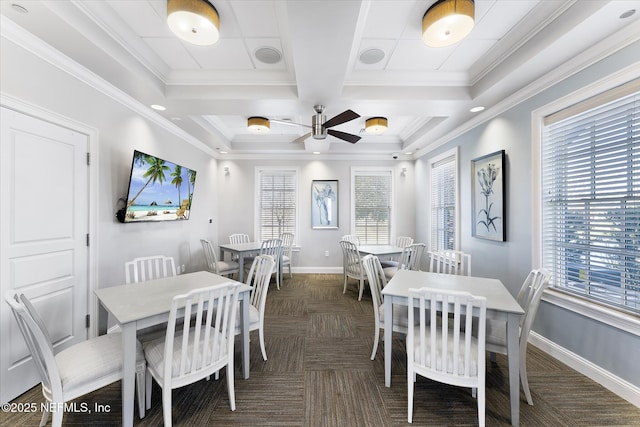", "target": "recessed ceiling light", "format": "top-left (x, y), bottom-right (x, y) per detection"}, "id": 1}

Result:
top-left (620, 9), bottom-right (636, 19)
top-left (219, 150), bottom-right (227, 154)
top-left (313, 151), bottom-right (321, 155)
top-left (404, 152), bottom-right (413, 155)
top-left (470, 106), bottom-right (485, 113)
top-left (150, 104), bottom-right (166, 111)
